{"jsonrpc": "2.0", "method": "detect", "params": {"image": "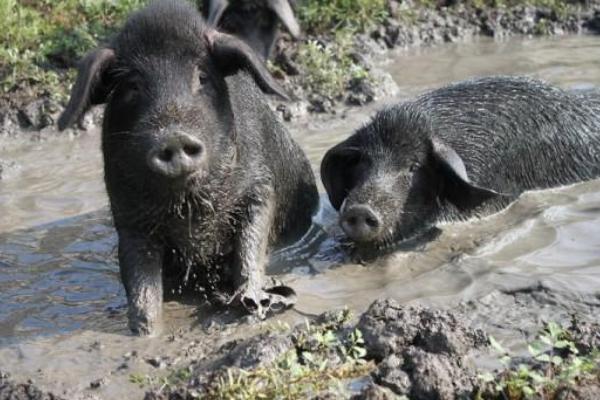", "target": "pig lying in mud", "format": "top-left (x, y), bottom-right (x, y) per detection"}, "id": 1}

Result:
top-left (203, 0), bottom-right (300, 60)
top-left (321, 76), bottom-right (600, 254)
top-left (58, 0), bottom-right (318, 335)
